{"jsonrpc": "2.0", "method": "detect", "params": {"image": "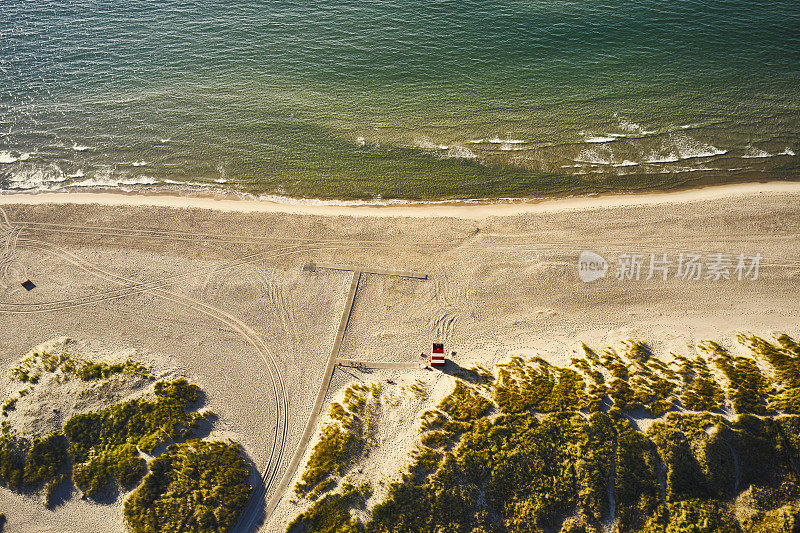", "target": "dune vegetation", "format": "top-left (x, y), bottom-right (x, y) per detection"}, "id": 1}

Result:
top-left (9, 349), bottom-right (152, 385)
top-left (0, 430), bottom-right (69, 502)
top-left (65, 377), bottom-right (206, 497)
top-left (295, 383), bottom-right (381, 499)
top-left (124, 439), bottom-right (251, 533)
top-left (0, 348), bottom-right (252, 532)
top-left (290, 333), bottom-right (800, 533)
